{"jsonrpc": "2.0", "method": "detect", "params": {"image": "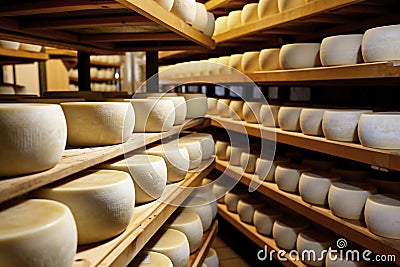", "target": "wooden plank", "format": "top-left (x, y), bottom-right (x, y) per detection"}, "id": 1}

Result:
top-left (79, 32), bottom-right (185, 42)
top-left (188, 220), bottom-right (219, 267)
top-left (0, 47), bottom-right (49, 61)
top-left (217, 204), bottom-right (307, 267)
top-left (205, 0), bottom-right (229, 11)
top-left (46, 48), bottom-right (77, 58)
top-left (216, 160), bottom-right (400, 265)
